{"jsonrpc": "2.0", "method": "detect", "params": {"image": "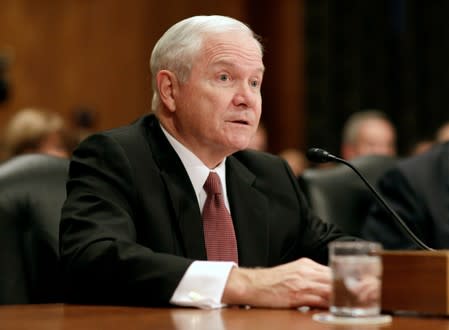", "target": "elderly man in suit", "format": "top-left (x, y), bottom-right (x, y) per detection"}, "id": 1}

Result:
top-left (60, 15), bottom-right (352, 309)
